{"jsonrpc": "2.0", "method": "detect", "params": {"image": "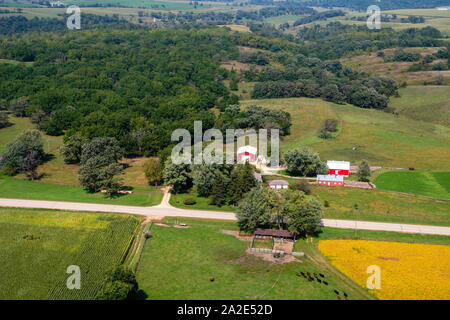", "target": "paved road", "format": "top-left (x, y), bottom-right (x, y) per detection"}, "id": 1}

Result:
top-left (0, 198), bottom-right (237, 220)
top-left (0, 198), bottom-right (449, 236)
